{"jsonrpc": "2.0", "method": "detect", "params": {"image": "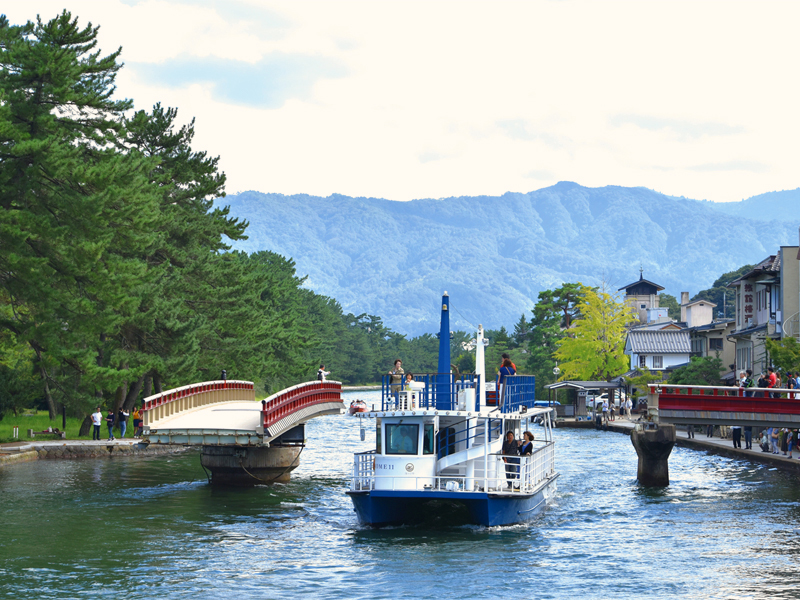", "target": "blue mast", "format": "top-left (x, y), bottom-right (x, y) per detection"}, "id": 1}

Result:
top-left (437, 292), bottom-right (451, 409)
